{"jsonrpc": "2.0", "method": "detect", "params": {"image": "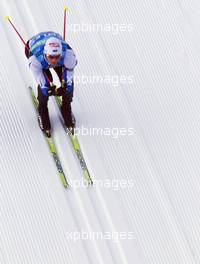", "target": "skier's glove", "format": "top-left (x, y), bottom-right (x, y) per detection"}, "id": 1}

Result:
top-left (41, 85), bottom-right (58, 96)
top-left (60, 82), bottom-right (73, 94)
top-left (48, 85), bottom-right (57, 96)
